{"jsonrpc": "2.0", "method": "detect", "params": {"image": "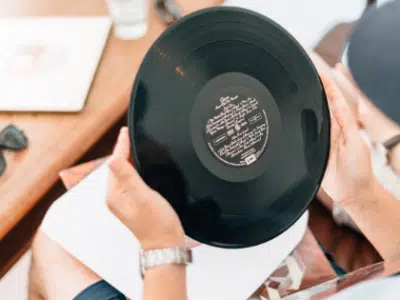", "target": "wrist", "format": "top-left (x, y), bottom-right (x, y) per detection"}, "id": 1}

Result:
top-left (340, 178), bottom-right (382, 210)
top-left (141, 230), bottom-right (186, 251)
